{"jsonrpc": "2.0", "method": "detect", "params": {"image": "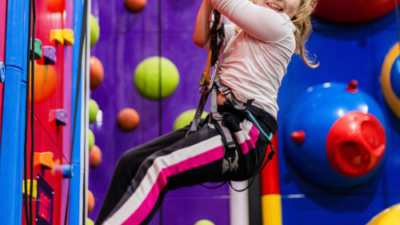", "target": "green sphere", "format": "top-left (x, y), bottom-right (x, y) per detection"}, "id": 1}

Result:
top-left (87, 218), bottom-right (94, 225)
top-left (194, 220), bottom-right (215, 225)
top-left (89, 99), bottom-right (99, 124)
top-left (88, 129), bottom-right (95, 151)
top-left (173, 109), bottom-right (208, 130)
top-left (134, 57), bottom-right (179, 100)
top-left (90, 15), bottom-right (100, 48)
